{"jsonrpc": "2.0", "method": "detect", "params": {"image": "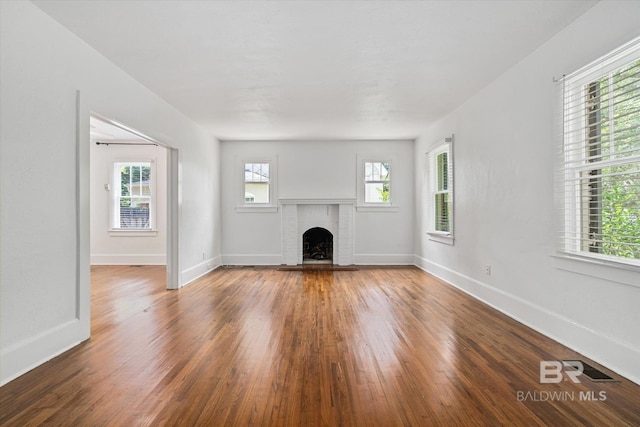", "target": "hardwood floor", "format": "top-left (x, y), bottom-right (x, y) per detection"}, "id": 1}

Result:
top-left (1, 265), bottom-right (639, 426)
